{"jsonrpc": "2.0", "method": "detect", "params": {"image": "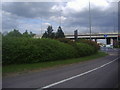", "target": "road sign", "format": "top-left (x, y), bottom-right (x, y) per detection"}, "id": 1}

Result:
top-left (74, 30), bottom-right (78, 41)
top-left (104, 34), bottom-right (107, 38)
